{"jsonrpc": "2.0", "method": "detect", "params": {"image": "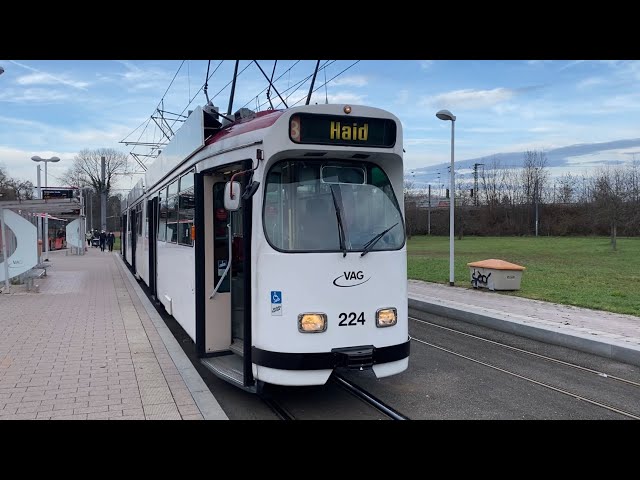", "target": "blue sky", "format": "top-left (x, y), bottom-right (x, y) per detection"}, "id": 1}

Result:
top-left (1, 60), bottom-right (639, 193)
